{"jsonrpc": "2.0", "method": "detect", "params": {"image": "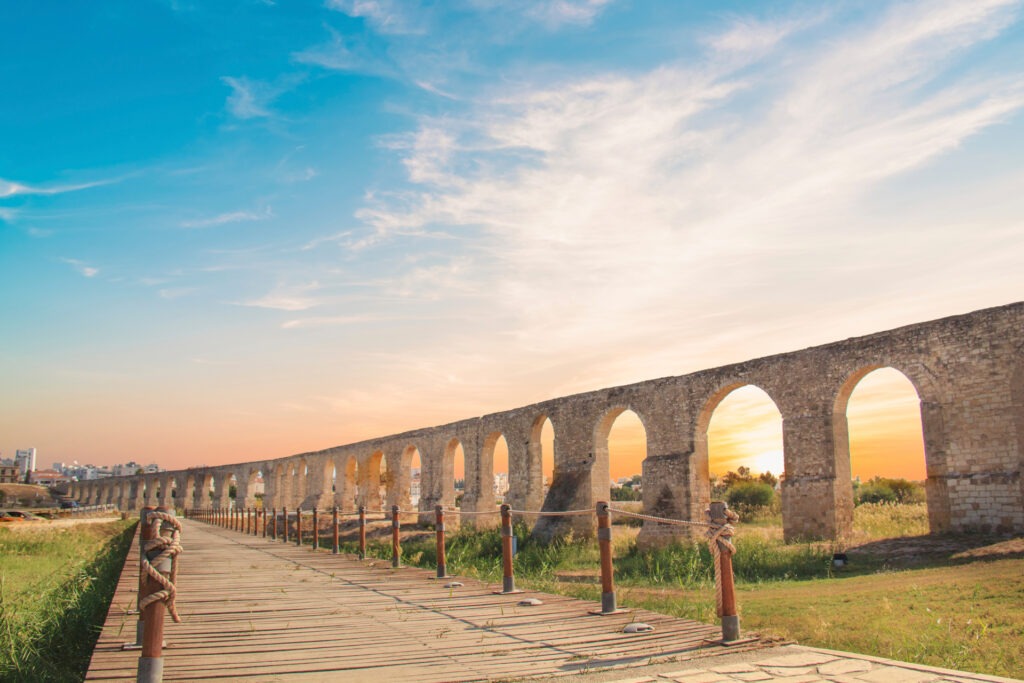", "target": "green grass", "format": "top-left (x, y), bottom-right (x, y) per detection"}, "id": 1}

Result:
top-left (325, 503), bottom-right (1022, 678)
top-left (0, 520), bottom-right (136, 682)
